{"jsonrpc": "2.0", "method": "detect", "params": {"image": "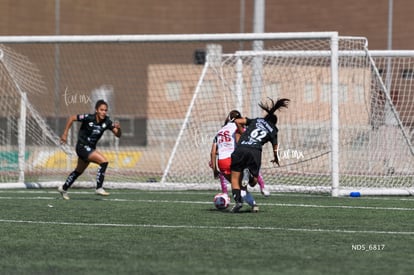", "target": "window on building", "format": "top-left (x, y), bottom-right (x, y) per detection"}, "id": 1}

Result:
top-left (354, 84), bottom-right (365, 103)
top-left (321, 83), bottom-right (330, 103)
top-left (165, 81), bottom-right (181, 101)
top-left (339, 84), bottom-right (348, 103)
top-left (304, 83), bottom-right (315, 103)
top-left (199, 80), bottom-right (216, 99)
